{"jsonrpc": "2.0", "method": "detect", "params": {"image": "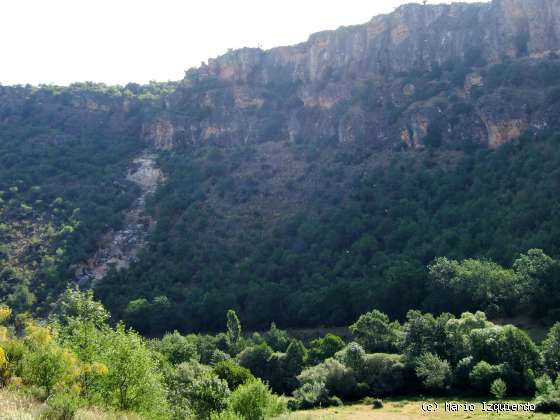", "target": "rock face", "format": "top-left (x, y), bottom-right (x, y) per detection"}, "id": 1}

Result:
top-left (150, 0), bottom-right (560, 150)
top-left (1, 0), bottom-right (560, 152)
top-left (193, 0), bottom-right (558, 84)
